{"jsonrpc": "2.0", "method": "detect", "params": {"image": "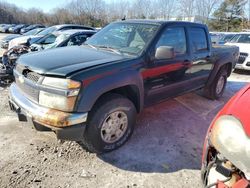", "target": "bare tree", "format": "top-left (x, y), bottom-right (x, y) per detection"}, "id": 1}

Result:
top-left (67, 0), bottom-right (106, 26)
top-left (178, 0), bottom-right (195, 19)
top-left (156, 0), bottom-right (177, 19)
top-left (133, 0), bottom-right (152, 18)
top-left (106, 0), bottom-right (130, 21)
top-left (196, 0), bottom-right (222, 23)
